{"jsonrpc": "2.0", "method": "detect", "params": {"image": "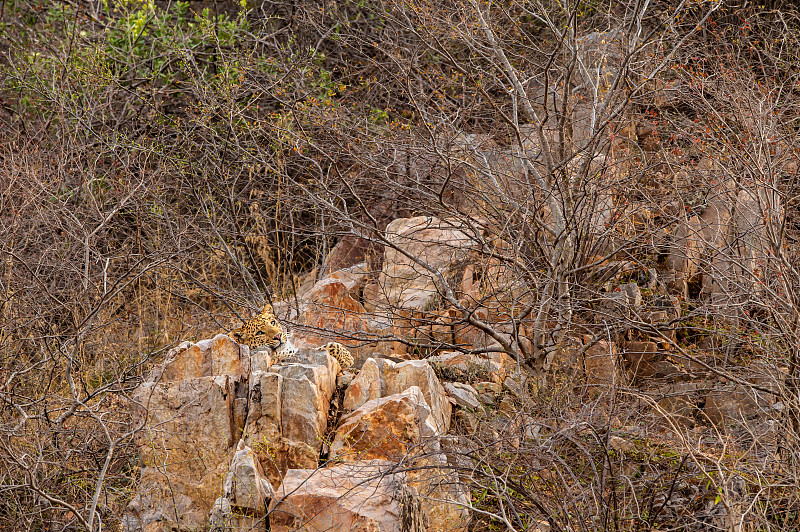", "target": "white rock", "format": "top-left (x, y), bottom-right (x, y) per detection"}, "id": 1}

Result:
top-left (444, 382), bottom-right (482, 410)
